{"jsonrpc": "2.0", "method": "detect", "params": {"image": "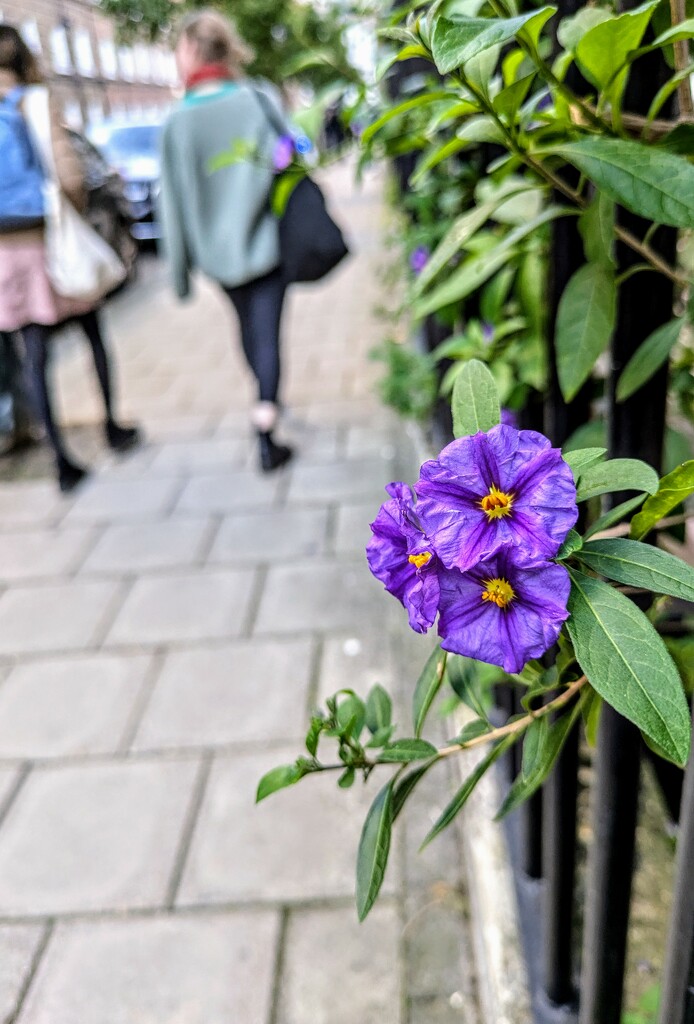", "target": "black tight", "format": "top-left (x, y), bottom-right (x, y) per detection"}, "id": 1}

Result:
top-left (223, 267), bottom-right (286, 404)
top-left (21, 311), bottom-right (115, 460)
